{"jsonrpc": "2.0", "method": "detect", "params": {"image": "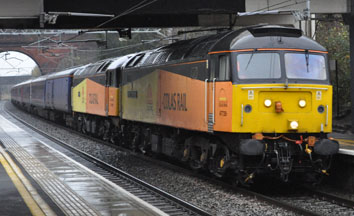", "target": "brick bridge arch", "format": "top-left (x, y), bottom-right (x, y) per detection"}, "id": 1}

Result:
top-left (0, 32), bottom-right (102, 75)
top-left (0, 48), bottom-right (70, 75)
